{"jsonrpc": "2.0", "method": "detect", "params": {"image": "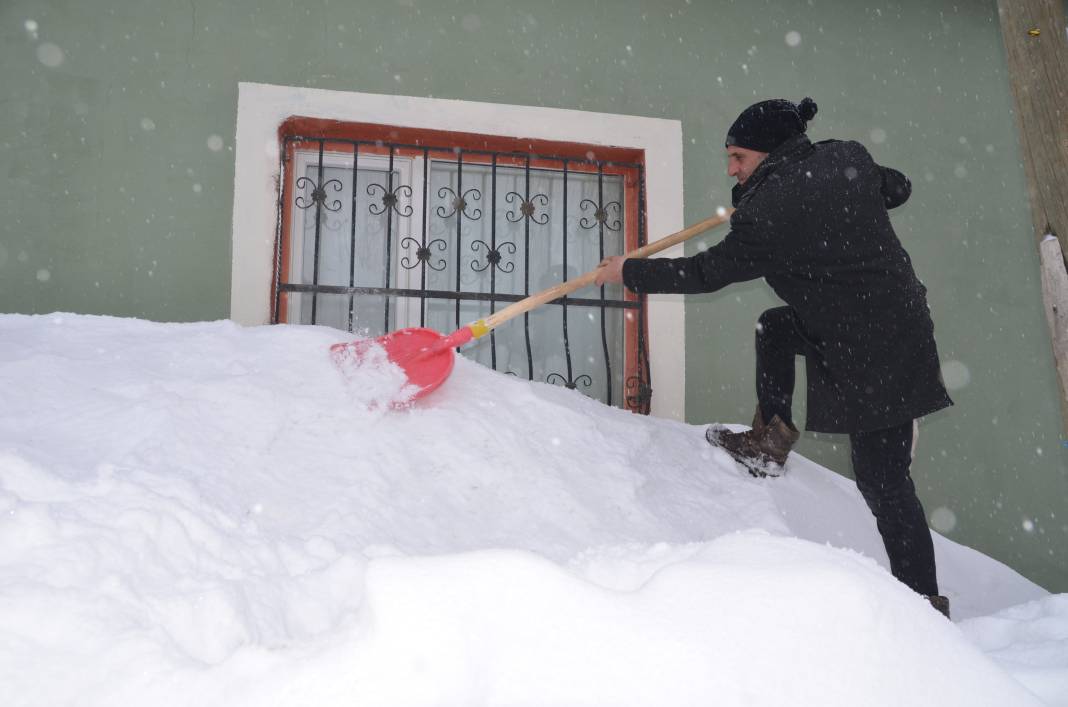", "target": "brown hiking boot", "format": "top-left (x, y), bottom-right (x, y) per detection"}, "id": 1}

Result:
top-left (705, 408), bottom-right (800, 478)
